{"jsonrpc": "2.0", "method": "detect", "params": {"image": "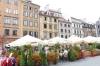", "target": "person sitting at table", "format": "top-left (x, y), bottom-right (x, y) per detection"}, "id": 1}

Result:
top-left (62, 49), bottom-right (68, 61)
